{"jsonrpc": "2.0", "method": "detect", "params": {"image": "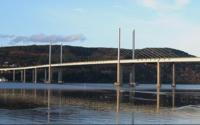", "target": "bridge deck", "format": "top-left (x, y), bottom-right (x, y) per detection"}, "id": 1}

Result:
top-left (0, 57), bottom-right (200, 71)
